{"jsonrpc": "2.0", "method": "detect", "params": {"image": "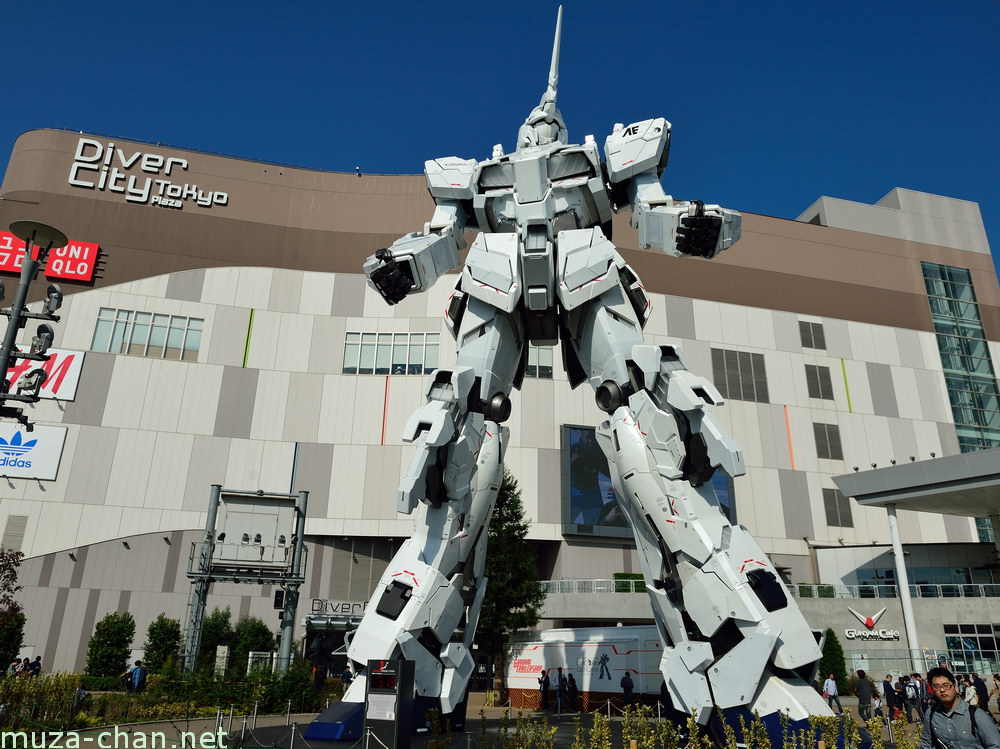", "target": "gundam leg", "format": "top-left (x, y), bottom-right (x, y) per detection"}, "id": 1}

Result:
top-left (565, 275), bottom-right (831, 725)
top-left (344, 293), bottom-right (523, 715)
